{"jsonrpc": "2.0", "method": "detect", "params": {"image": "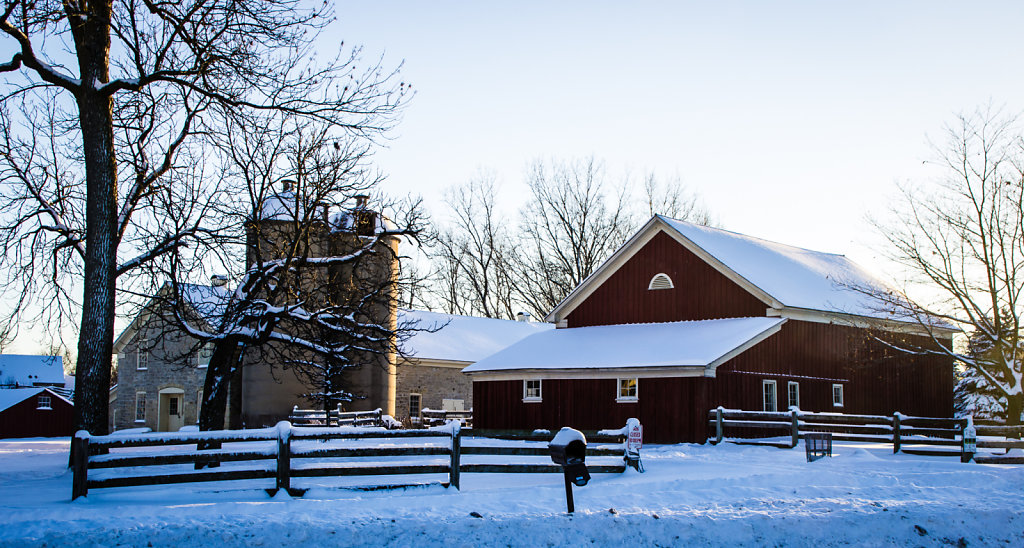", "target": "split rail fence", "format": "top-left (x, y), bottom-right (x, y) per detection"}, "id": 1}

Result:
top-left (708, 407), bottom-right (1024, 462)
top-left (71, 422), bottom-right (631, 500)
top-left (288, 406), bottom-right (384, 427)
